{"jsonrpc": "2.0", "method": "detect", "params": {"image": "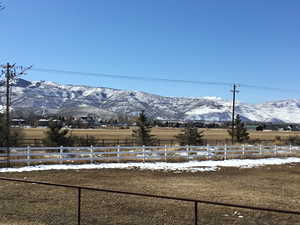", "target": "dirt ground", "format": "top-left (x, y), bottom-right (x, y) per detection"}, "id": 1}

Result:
top-left (0, 163), bottom-right (300, 225)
